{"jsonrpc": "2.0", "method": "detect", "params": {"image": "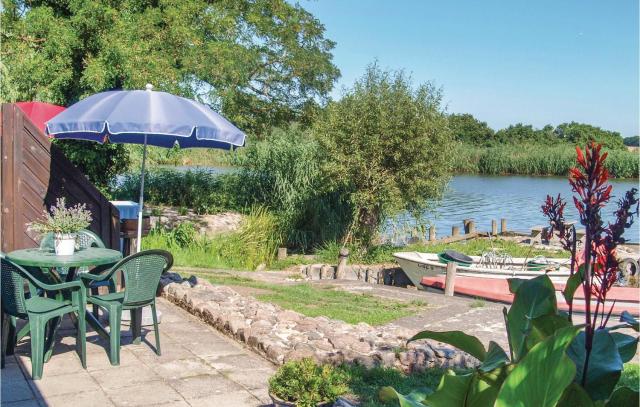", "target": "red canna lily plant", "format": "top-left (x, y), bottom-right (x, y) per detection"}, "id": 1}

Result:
top-left (542, 142), bottom-right (638, 388)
